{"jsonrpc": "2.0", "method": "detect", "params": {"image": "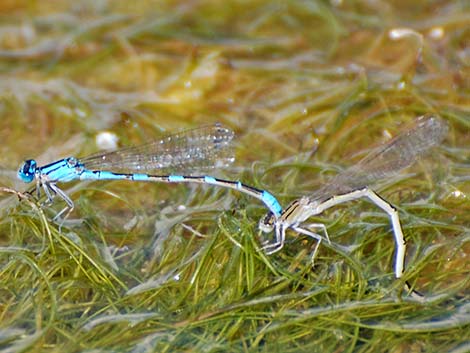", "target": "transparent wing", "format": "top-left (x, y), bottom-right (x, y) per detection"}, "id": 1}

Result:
top-left (311, 115), bottom-right (448, 201)
top-left (81, 124), bottom-right (235, 174)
